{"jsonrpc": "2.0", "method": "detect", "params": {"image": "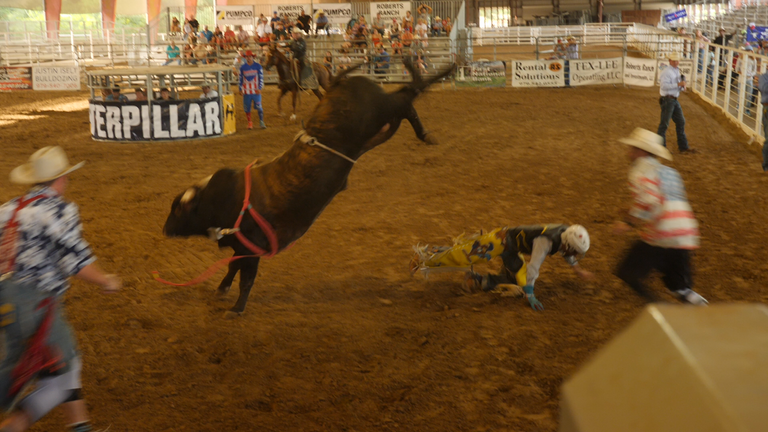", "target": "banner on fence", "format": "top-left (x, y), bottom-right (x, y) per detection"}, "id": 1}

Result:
top-left (664, 10), bottom-right (687, 23)
top-left (33, 66), bottom-right (80, 91)
top-left (746, 26), bottom-right (768, 43)
top-left (216, 6), bottom-right (255, 26)
top-left (314, 4), bottom-right (352, 25)
top-left (89, 98), bottom-right (225, 141)
top-left (456, 61), bottom-right (507, 88)
top-left (569, 58), bottom-right (622, 86)
top-left (0, 67), bottom-right (33, 91)
top-left (222, 94), bottom-right (236, 136)
top-left (623, 58), bottom-right (657, 87)
top-left (656, 60), bottom-right (693, 84)
top-left (370, 2), bottom-right (411, 20)
top-left (275, 4), bottom-right (312, 21)
top-left (511, 60), bottom-right (565, 87)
